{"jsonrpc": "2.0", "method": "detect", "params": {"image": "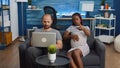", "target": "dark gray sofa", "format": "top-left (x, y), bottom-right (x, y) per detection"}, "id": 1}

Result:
top-left (19, 31), bottom-right (105, 68)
